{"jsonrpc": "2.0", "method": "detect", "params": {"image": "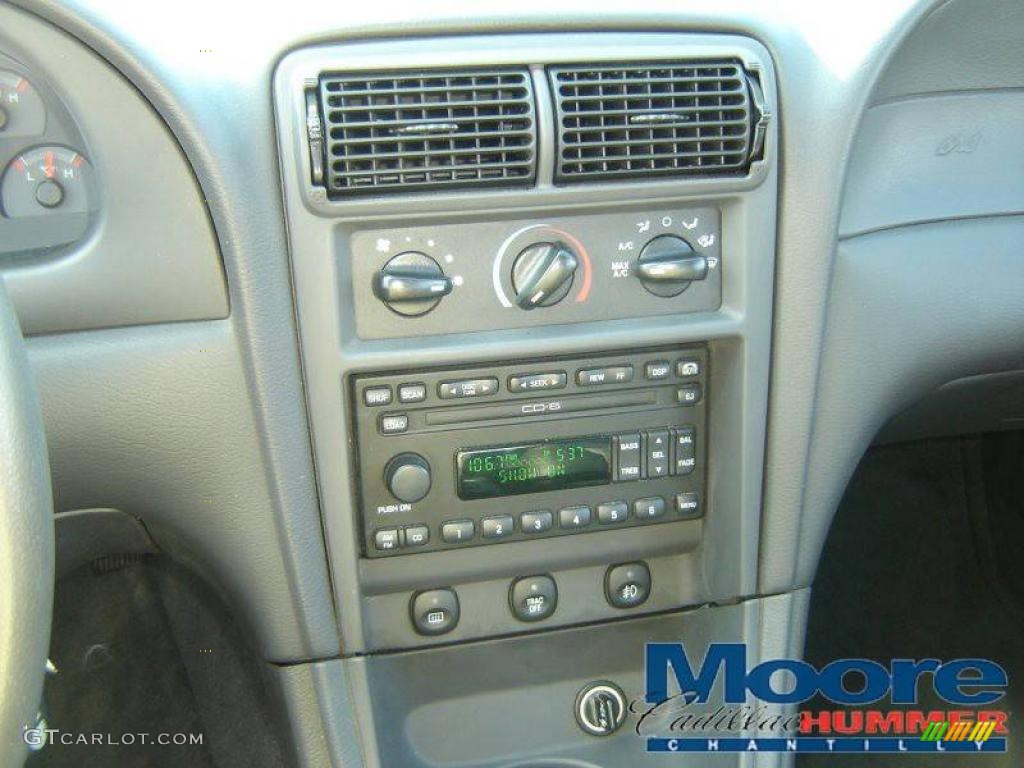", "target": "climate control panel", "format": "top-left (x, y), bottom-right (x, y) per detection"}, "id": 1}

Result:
top-left (349, 208), bottom-right (721, 339)
top-left (351, 346), bottom-right (708, 558)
